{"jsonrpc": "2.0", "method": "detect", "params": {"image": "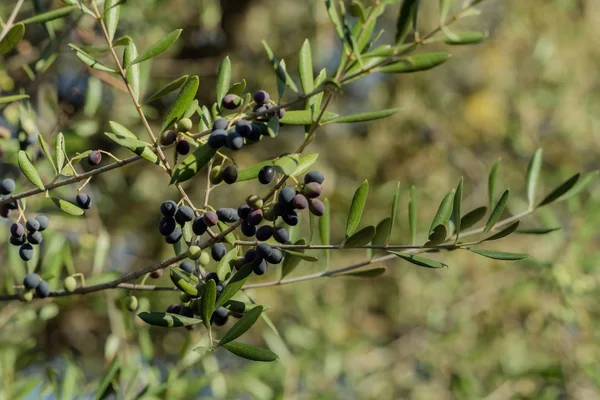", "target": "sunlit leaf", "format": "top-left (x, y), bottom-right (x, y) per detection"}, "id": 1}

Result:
top-left (319, 199), bottom-right (331, 263)
top-left (218, 306), bottom-right (263, 347)
top-left (484, 189), bottom-right (509, 234)
top-left (146, 75), bottom-right (188, 103)
top-left (215, 264), bottom-right (253, 308)
top-left (329, 108), bottom-right (399, 124)
top-left (170, 142), bottom-right (215, 184)
top-left (273, 153), bottom-right (299, 176)
top-left (161, 75), bottom-right (199, 132)
top-left (428, 189), bottom-right (454, 235)
top-left (468, 248), bottom-right (528, 261)
top-left (169, 268), bottom-right (198, 297)
top-left (55, 132), bottom-right (65, 173)
top-left (216, 56), bottom-right (231, 106)
top-left (338, 267), bottom-right (386, 278)
top-left (0, 23), bottom-right (25, 55)
top-left (346, 180), bottom-right (369, 236)
top-left (104, 0), bottom-right (120, 42)
top-left (69, 44), bottom-right (115, 73)
top-left (218, 221), bottom-right (236, 246)
top-left (217, 247), bottom-right (238, 282)
top-left (392, 252), bottom-right (447, 268)
top-left (298, 39), bottom-right (313, 94)
top-left (19, 6), bottom-right (77, 25)
top-left (525, 149), bottom-right (542, 210)
top-left (123, 42), bottom-right (140, 100)
top-left (130, 29), bottom-right (182, 65)
top-left (221, 341), bottom-right (278, 362)
top-left (324, 0), bottom-right (344, 40)
top-left (439, 0), bottom-right (454, 22)
top-left (37, 134), bottom-right (57, 175)
top-left (0, 94), bottom-right (29, 104)
top-left (262, 40), bottom-right (299, 93)
top-left (444, 30), bottom-right (487, 45)
top-left (279, 110), bottom-right (338, 125)
top-left (290, 154), bottom-right (318, 178)
top-left (137, 311), bottom-right (202, 327)
top-left (395, 0), bottom-right (420, 44)
top-left (201, 280), bottom-right (217, 330)
top-left (18, 150), bottom-right (44, 190)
